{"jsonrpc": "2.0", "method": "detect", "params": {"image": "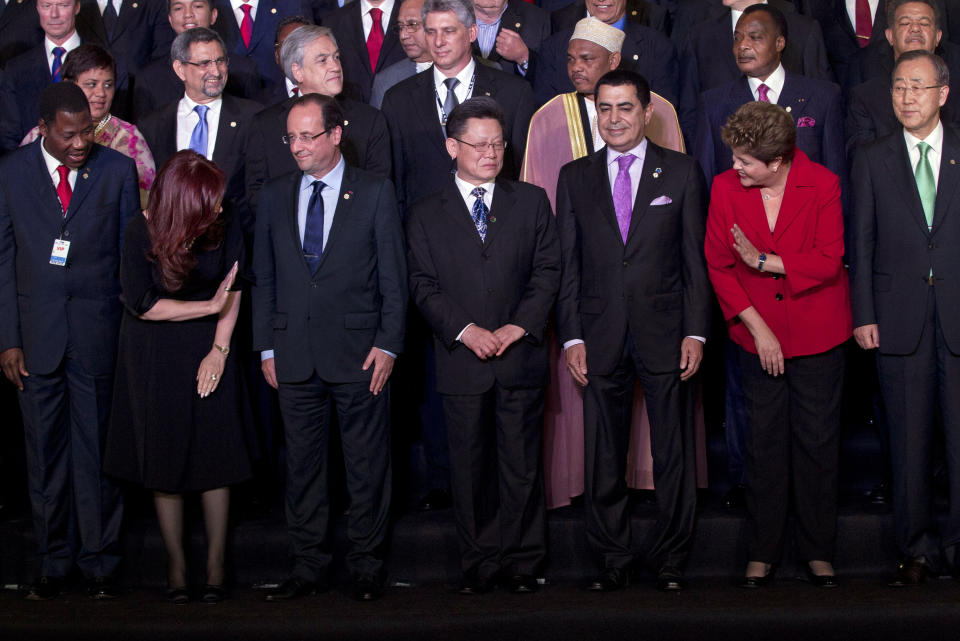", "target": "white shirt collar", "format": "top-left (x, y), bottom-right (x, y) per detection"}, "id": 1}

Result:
top-left (476, 3), bottom-right (508, 26)
top-left (747, 62), bottom-right (785, 99)
top-left (361, 0), bottom-right (394, 19)
top-left (39, 137), bottom-right (79, 189)
top-left (605, 137), bottom-right (648, 167)
top-left (180, 93), bottom-right (223, 114)
top-left (905, 120), bottom-right (944, 155)
top-left (433, 57), bottom-right (476, 91)
top-left (300, 155), bottom-right (345, 193)
top-left (230, 0), bottom-right (258, 18)
top-left (454, 172), bottom-right (495, 206)
top-left (45, 30), bottom-right (81, 57)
